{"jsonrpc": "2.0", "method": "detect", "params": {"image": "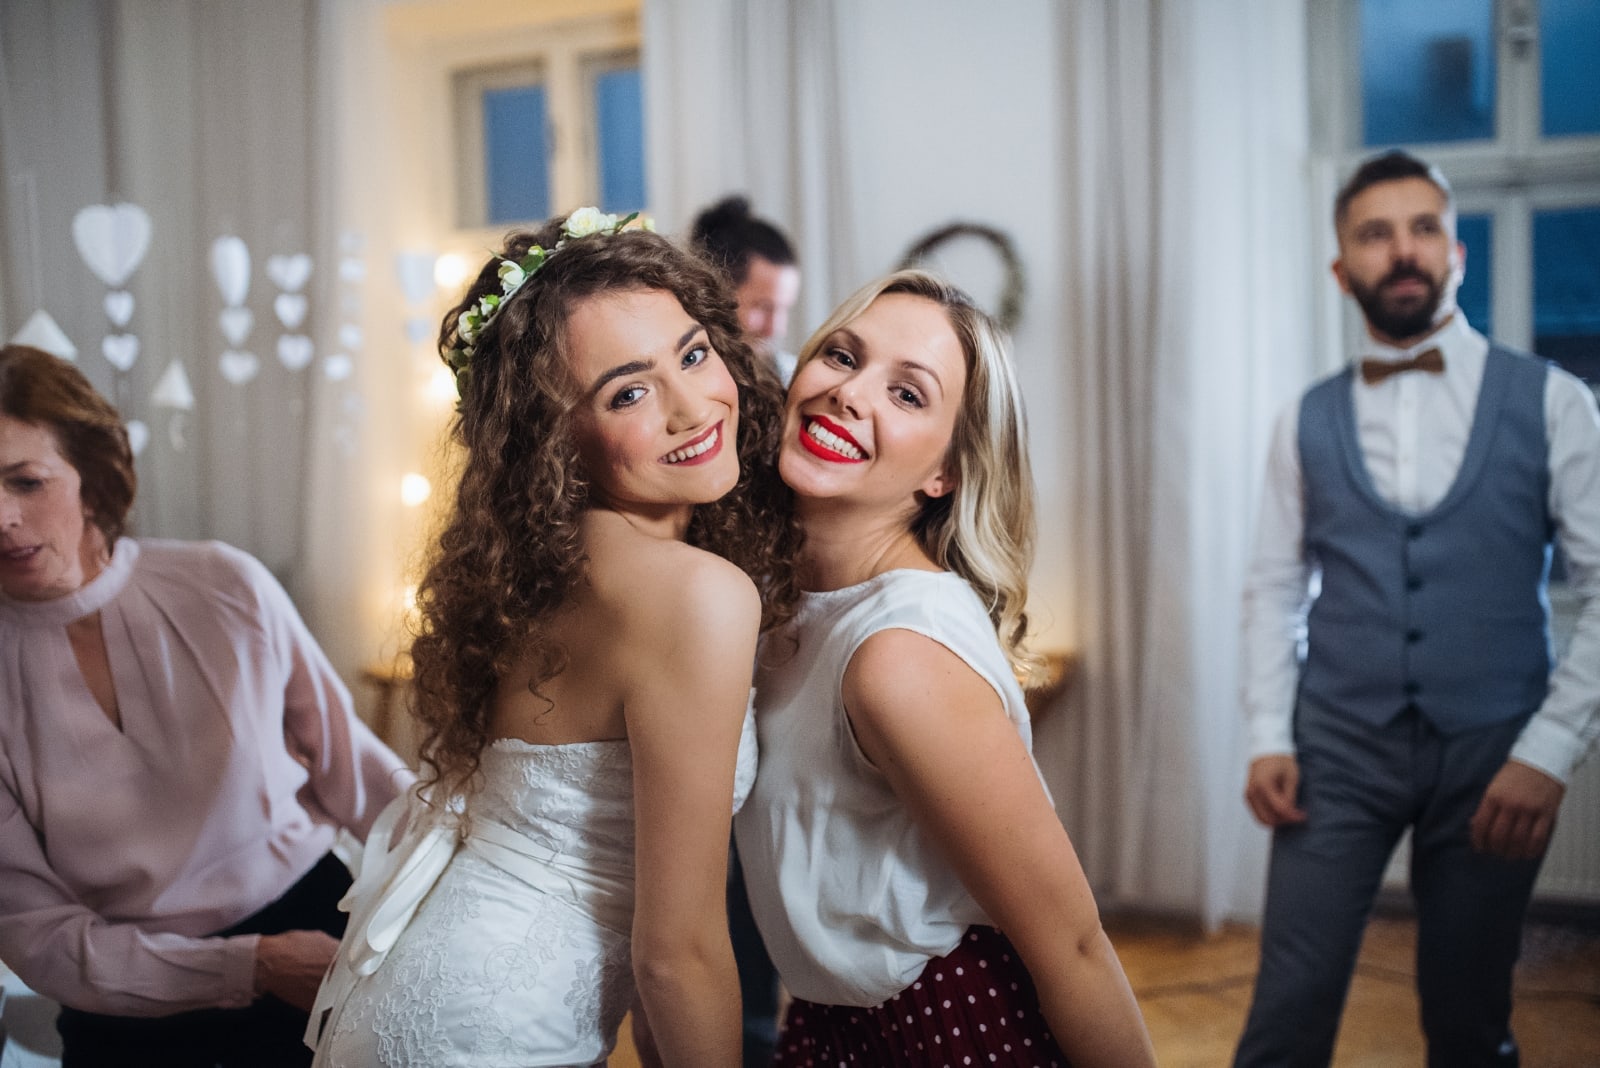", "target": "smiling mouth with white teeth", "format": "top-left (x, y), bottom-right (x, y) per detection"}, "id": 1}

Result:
top-left (804, 418), bottom-right (865, 461)
top-left (663, 424), bottom-right (721, 464)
